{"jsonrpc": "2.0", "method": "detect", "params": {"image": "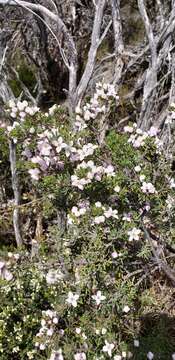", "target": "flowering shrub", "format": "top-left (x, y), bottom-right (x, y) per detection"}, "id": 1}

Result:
top-left (0, 84), bottom-right (175, 359)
